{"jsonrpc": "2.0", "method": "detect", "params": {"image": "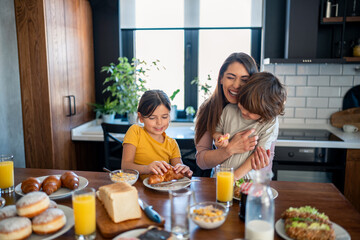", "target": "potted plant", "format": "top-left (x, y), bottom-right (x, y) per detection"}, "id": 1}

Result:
top-left (185, 106), bottom-right (196, 121)
top-left (169, 89), bottom-right (180, 120)
top-left (90, 97), bottom-right (119, 124)
top-left (101, 57), bottom-right (161, 124)
top-left (191, 74), bottom-right (213, 101)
